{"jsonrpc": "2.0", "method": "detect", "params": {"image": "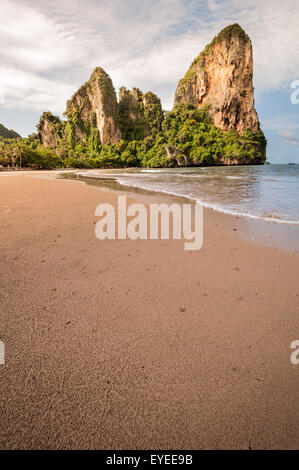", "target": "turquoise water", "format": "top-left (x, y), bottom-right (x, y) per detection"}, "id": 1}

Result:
top-left (78, 164), bottom-right (299, 225)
